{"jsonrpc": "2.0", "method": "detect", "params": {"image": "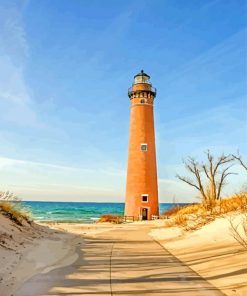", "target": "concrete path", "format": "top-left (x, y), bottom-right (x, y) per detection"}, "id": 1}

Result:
top-left (15, 225), bottom-right (225, 296)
